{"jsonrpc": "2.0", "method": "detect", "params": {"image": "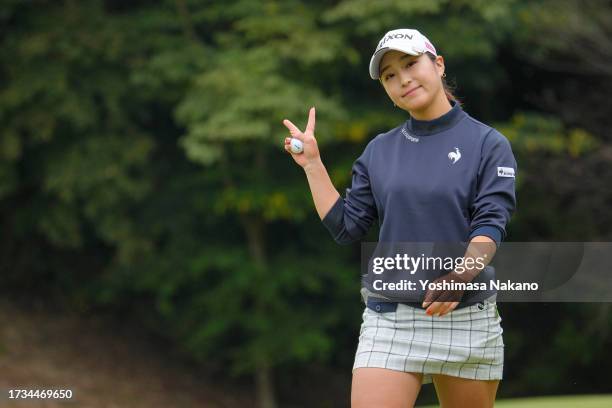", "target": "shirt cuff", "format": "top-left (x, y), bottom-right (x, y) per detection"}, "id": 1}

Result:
top-left (321, 196), bottom-right (344, 236)
top-left (468, 225), bottom-right (503, 246)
